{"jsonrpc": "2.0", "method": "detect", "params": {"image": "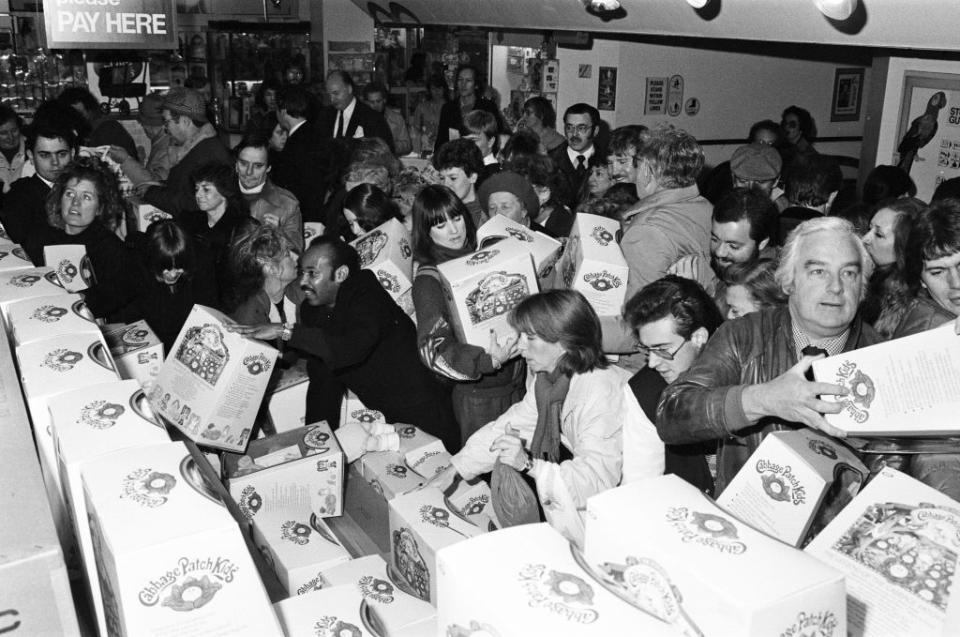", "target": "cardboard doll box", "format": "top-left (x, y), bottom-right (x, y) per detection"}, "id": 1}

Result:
top-left (150, 304), bottom-right (277, 452)
top-left (6, 292), bottom-right (98, 346)
top-left (103, 320), bottom-right (164, 386)
top-left (556, 213), bottom-right (628, 317)
top-left (717, 428), bottom-right (868, 546)
top-left (436, 241), bottom-right (538, 347)
top-left (584, 474), bottom-right (847, 637)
